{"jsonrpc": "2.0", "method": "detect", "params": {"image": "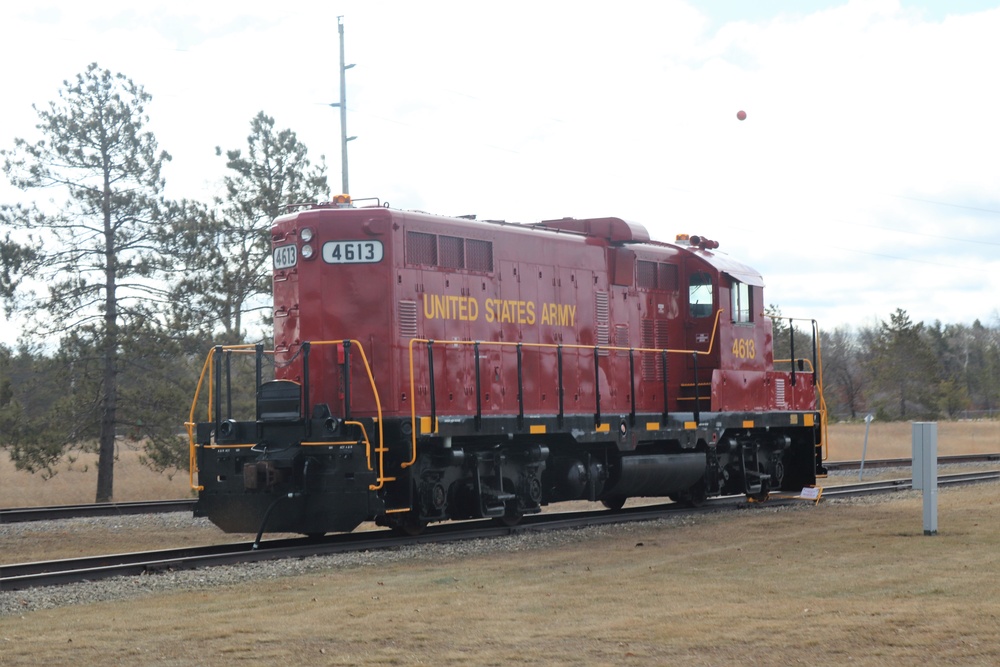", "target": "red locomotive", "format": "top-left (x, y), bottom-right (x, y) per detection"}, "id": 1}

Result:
top-left (188, 196), bottom-right (827, 536)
